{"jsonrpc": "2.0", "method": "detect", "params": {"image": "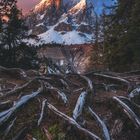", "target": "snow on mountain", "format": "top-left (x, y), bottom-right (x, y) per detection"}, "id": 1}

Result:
top-left (38, 29), bottom-right (92, 45)
top-left (26, 0), bottom-right (96, 45)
